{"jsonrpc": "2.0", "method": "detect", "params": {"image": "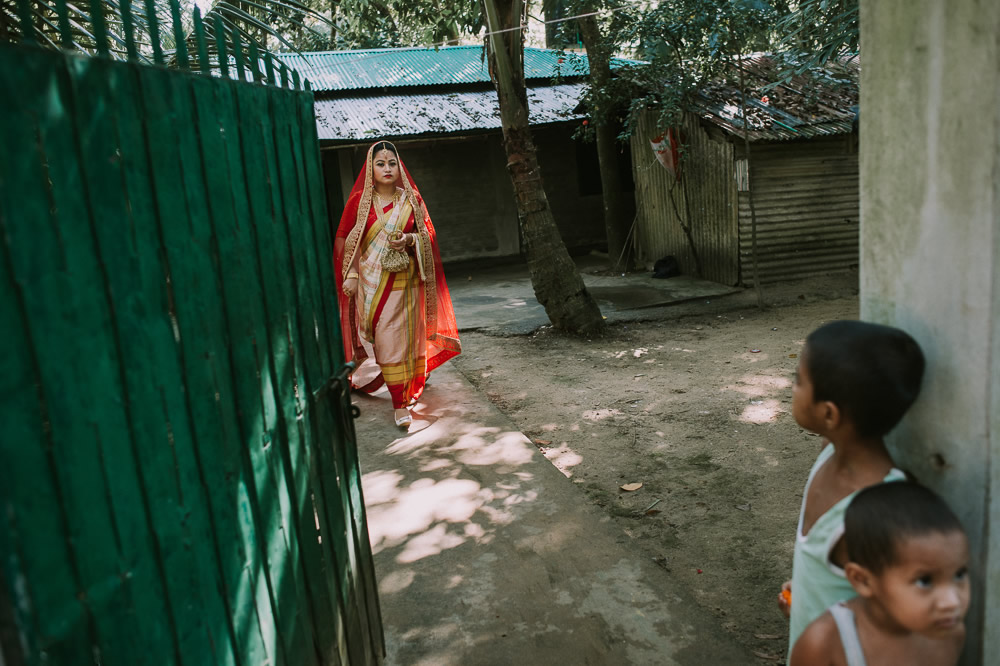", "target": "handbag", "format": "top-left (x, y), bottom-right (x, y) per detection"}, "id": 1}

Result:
top-left (381, 232), bottom-right (410, 272)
